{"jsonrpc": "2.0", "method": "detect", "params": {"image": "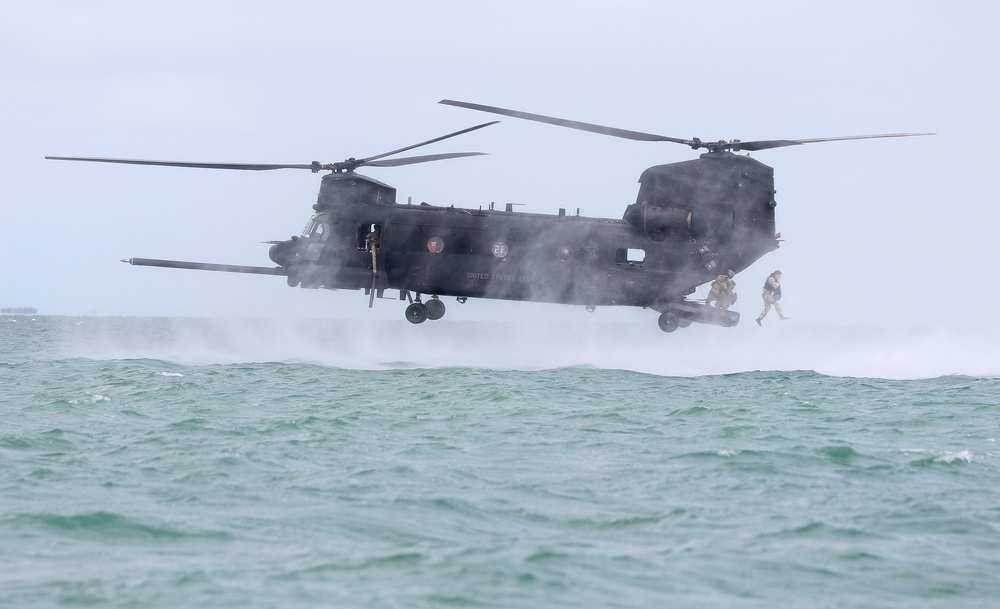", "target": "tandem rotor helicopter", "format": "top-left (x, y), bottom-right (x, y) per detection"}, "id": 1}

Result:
top-left (47, 100), bottom-right (930, 332)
